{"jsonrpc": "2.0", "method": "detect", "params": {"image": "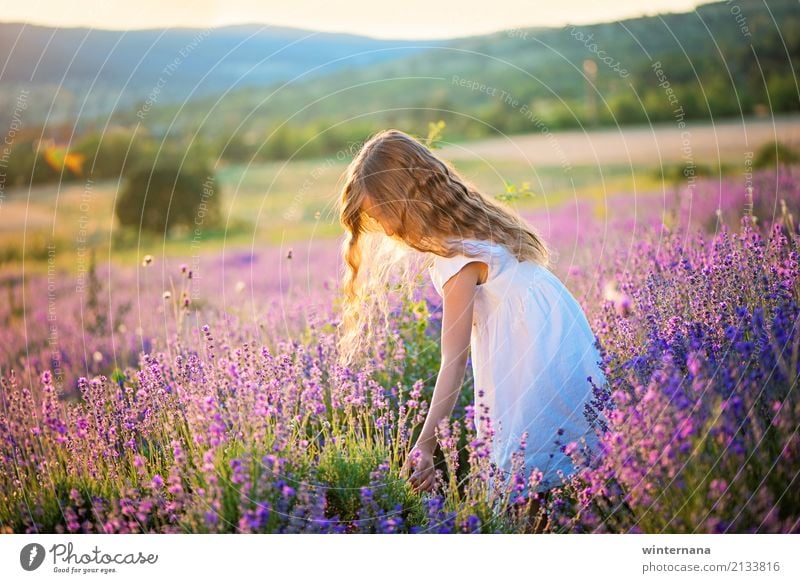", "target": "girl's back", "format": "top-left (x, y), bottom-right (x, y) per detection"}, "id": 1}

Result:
top-left (429, 238), bottom-right (606, 495)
